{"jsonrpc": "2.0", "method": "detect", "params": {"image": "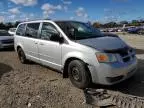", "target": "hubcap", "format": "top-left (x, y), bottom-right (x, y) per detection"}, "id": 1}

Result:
top-left (71, 67), bottom-right (81, 81)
